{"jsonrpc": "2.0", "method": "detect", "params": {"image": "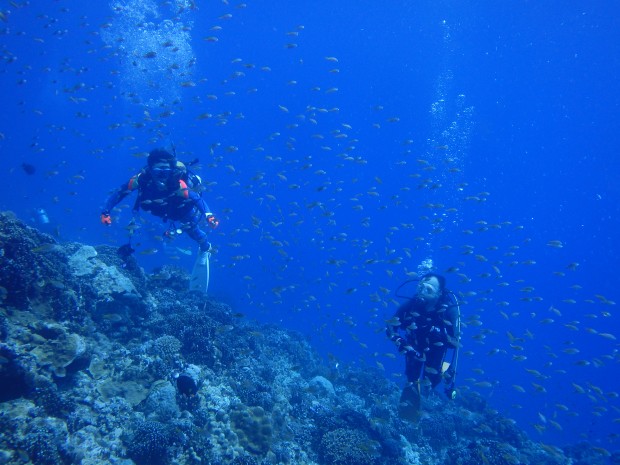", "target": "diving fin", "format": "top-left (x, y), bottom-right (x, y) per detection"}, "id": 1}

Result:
top-left (398, 383), bottom-right (421, 422)
top-left (190, 250), bottom-right (210, 294)
top-left (117, 243), bottom-right (135, 260)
